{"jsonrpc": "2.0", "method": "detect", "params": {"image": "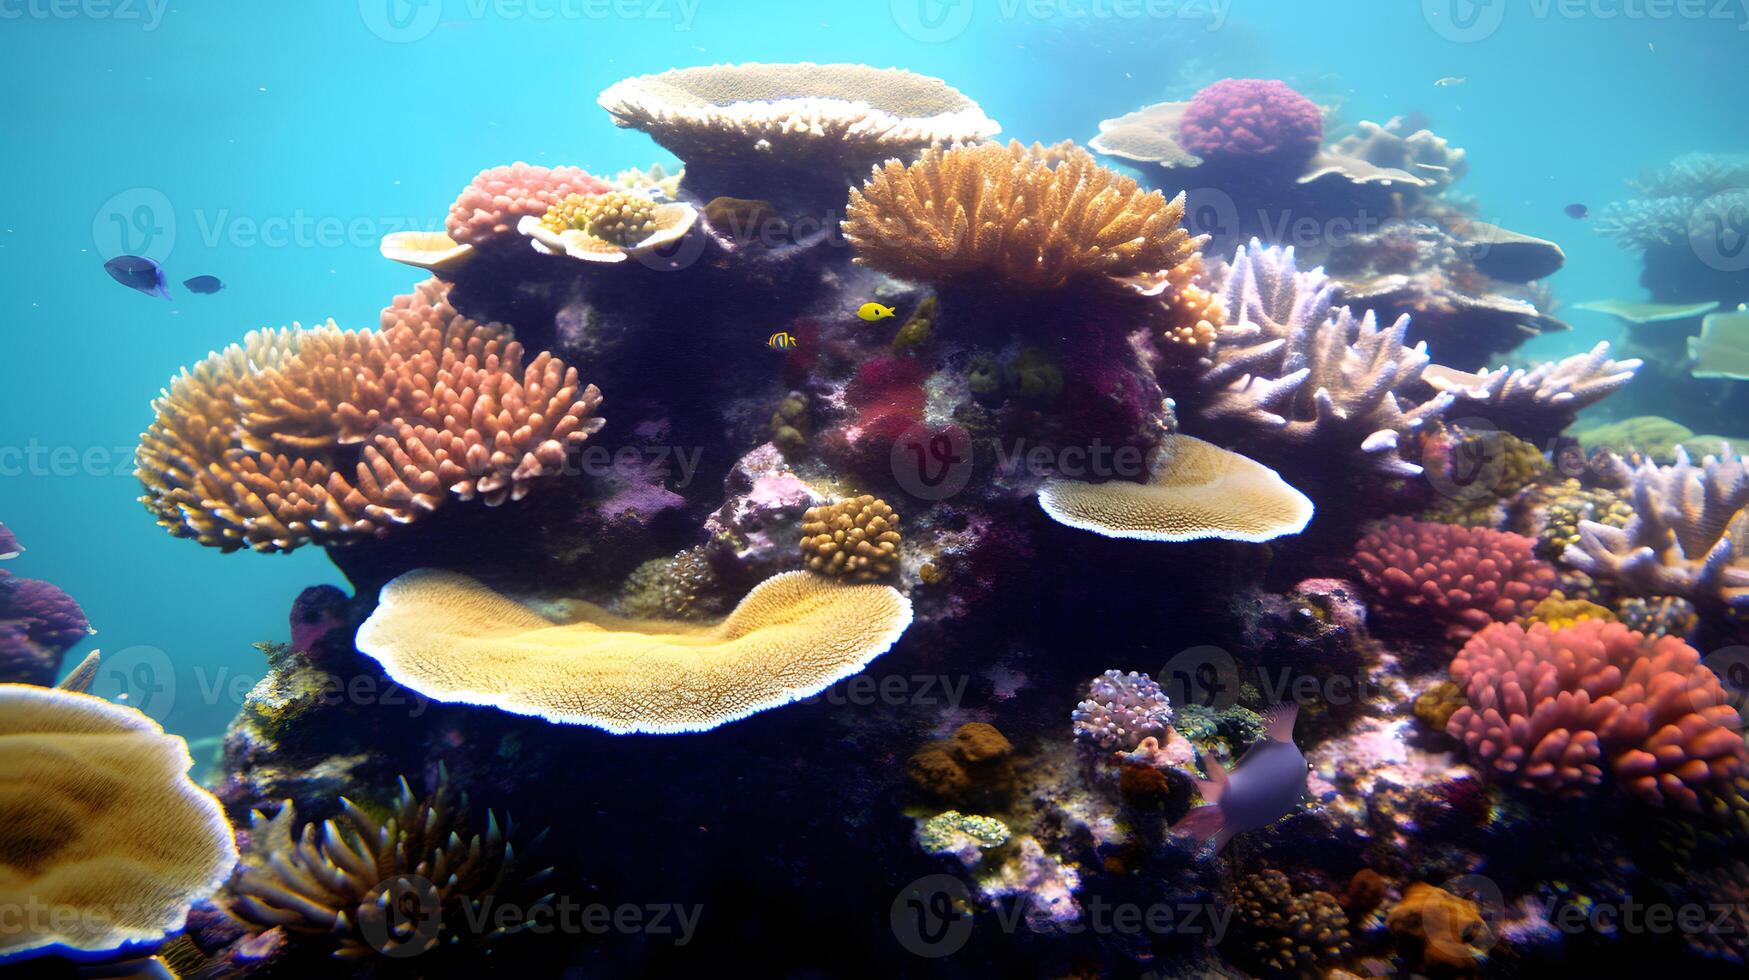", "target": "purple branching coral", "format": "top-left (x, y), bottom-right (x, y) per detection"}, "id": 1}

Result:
top-left (1421, 342), bottom-right (1642, 442)
top-left (1564, 445), bottom-right (1749, 612)
top-left (1193, 240), bottom-right (1452, 476)
top-left (1072, 669), bottom-right (1174, 751)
